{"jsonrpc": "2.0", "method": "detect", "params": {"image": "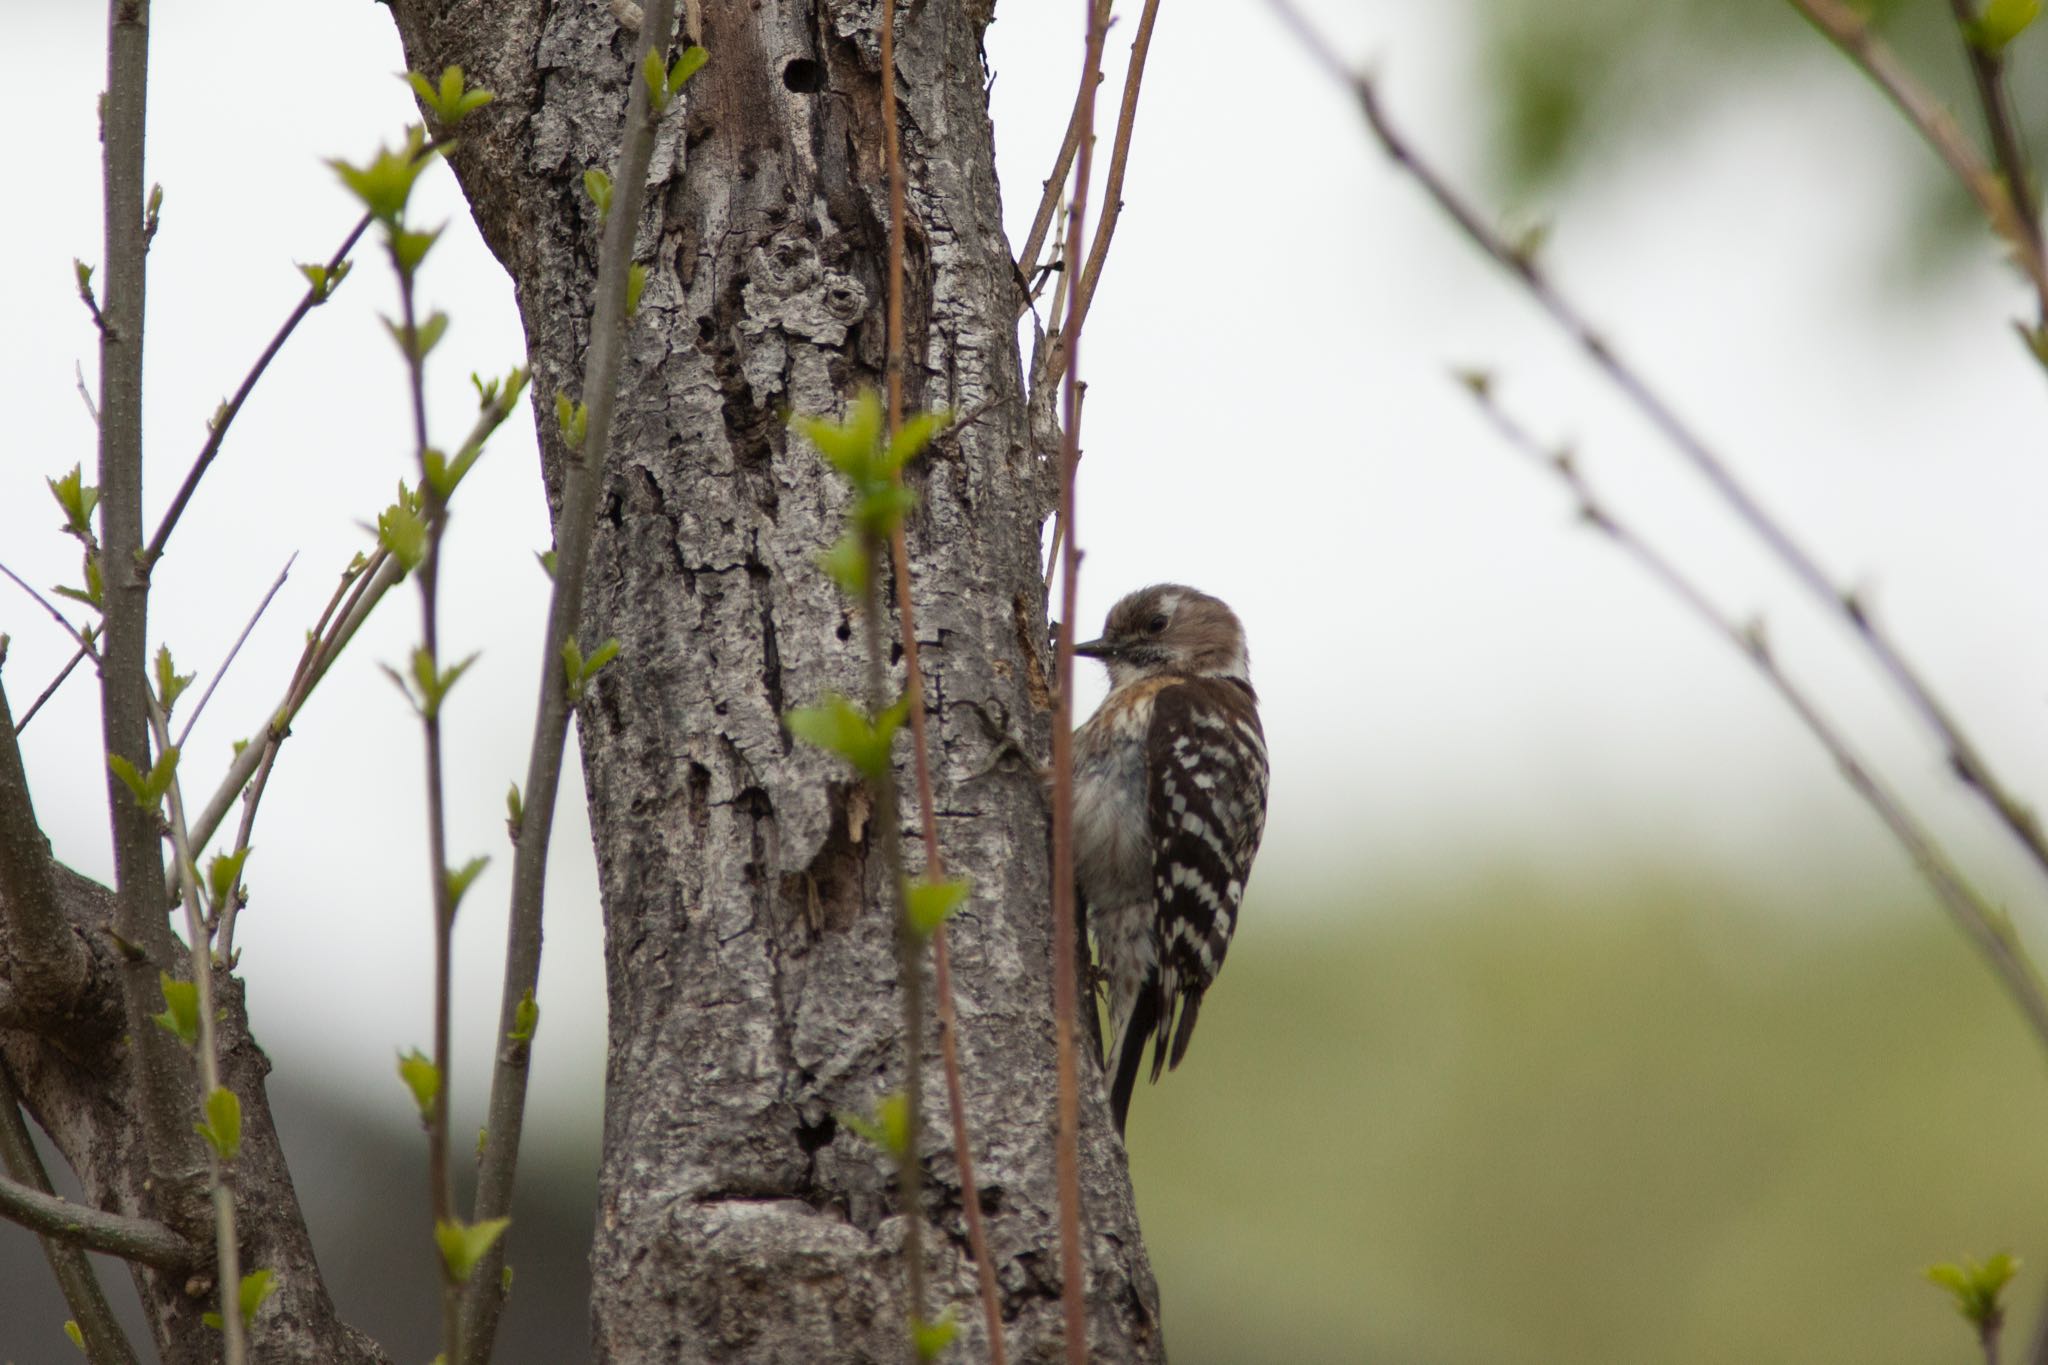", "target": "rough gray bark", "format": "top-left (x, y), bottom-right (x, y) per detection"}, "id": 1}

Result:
top-left (388, 0), bottom-right (1163, 1359)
